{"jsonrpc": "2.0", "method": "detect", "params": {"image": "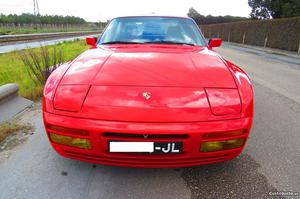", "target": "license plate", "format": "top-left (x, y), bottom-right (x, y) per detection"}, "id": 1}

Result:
top-left (109, 141), bottom-right (182, 154)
